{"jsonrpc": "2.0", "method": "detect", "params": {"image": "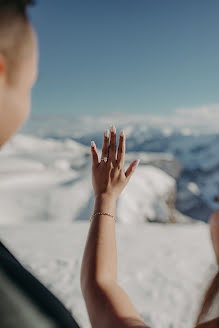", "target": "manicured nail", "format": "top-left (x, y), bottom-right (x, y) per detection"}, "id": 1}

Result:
top-left (91, 141), bottom-right (96, 148)
top-left (120, 130), bottom-right (125, 137)
top-left (134, 159), bottom-right (140, 167)
top-left (110, 125), bottom-right (116, 133)
top-left (104, 129), bottom-right (109, 138)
